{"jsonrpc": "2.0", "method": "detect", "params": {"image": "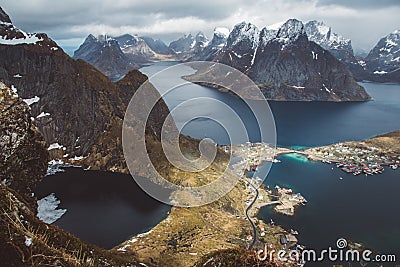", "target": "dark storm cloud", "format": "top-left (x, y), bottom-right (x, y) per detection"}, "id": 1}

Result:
top-left (1, 0), bottom-right (242, 30)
